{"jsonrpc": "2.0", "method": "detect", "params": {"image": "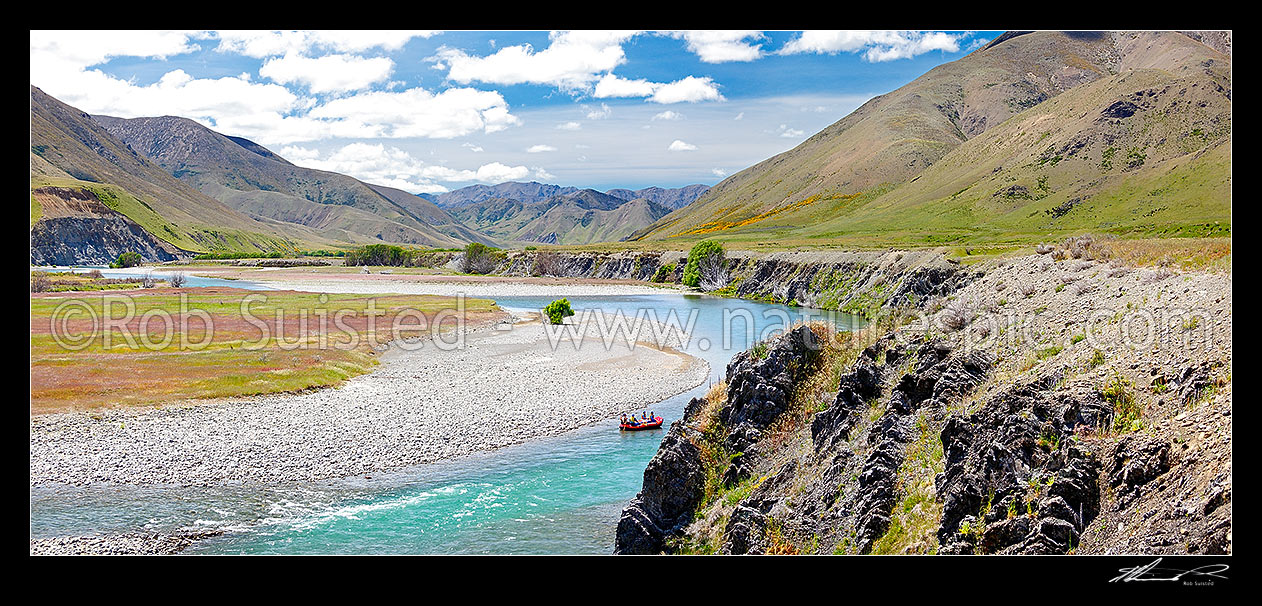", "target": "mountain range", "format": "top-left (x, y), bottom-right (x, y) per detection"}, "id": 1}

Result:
top-left (30, 30), bottom-right (1230, 264)
top-left (29, 85), bottom-right (709, 262)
